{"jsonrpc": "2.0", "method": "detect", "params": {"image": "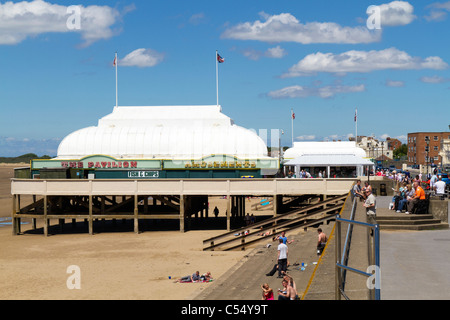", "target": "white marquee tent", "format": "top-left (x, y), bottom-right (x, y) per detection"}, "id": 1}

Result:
top-left (283, 141), bottom-right (373, 177)
top-left (56, 105), bottom-right (270, 160)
